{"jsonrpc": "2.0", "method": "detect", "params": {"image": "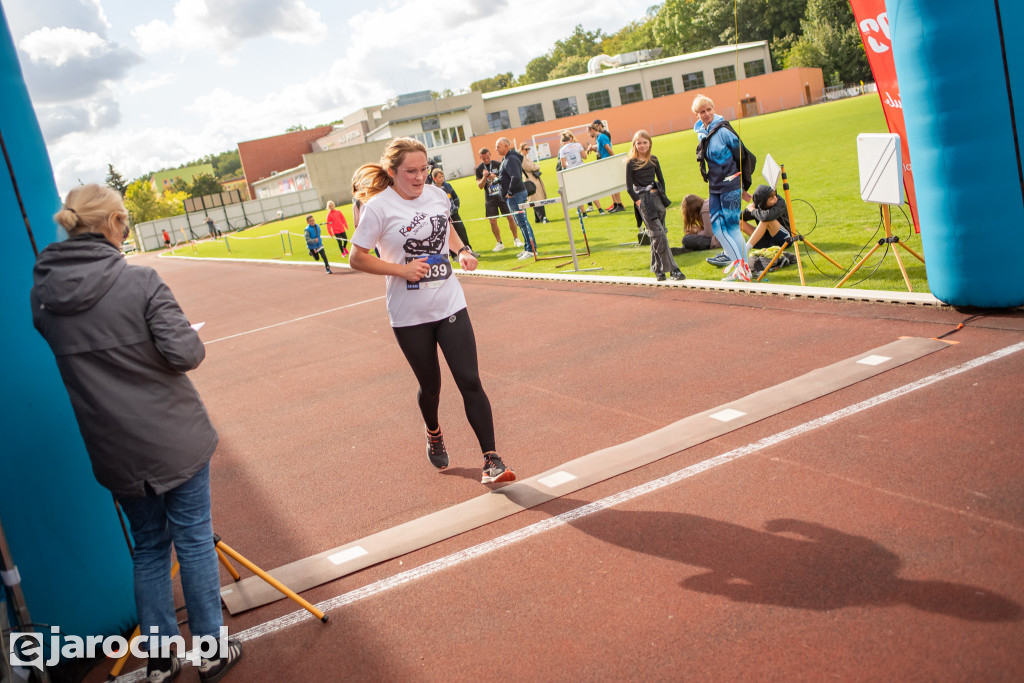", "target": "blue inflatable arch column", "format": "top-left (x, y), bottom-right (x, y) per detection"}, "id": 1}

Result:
top-left (887, 0), bottom-right (1024, 308)
top-left (0, 2), bottom-right (134, 659)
